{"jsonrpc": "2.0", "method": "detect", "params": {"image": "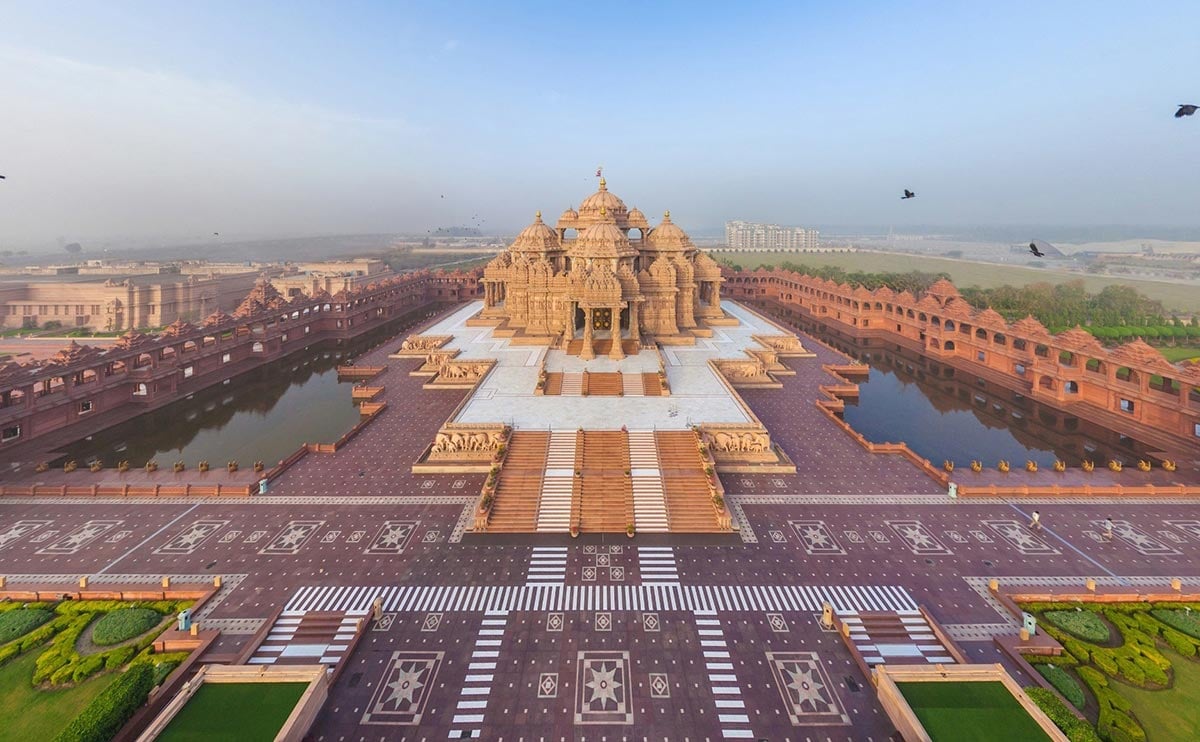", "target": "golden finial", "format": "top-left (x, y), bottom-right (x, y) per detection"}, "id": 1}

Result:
top-left (600, 206), bottom-right (607, 216)
top-left (535, 210), bottom-right (542, 219)
top-left (664, 210), bottom-right (671, 220)
top-left (599, 177), bottom-right (607, 189)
